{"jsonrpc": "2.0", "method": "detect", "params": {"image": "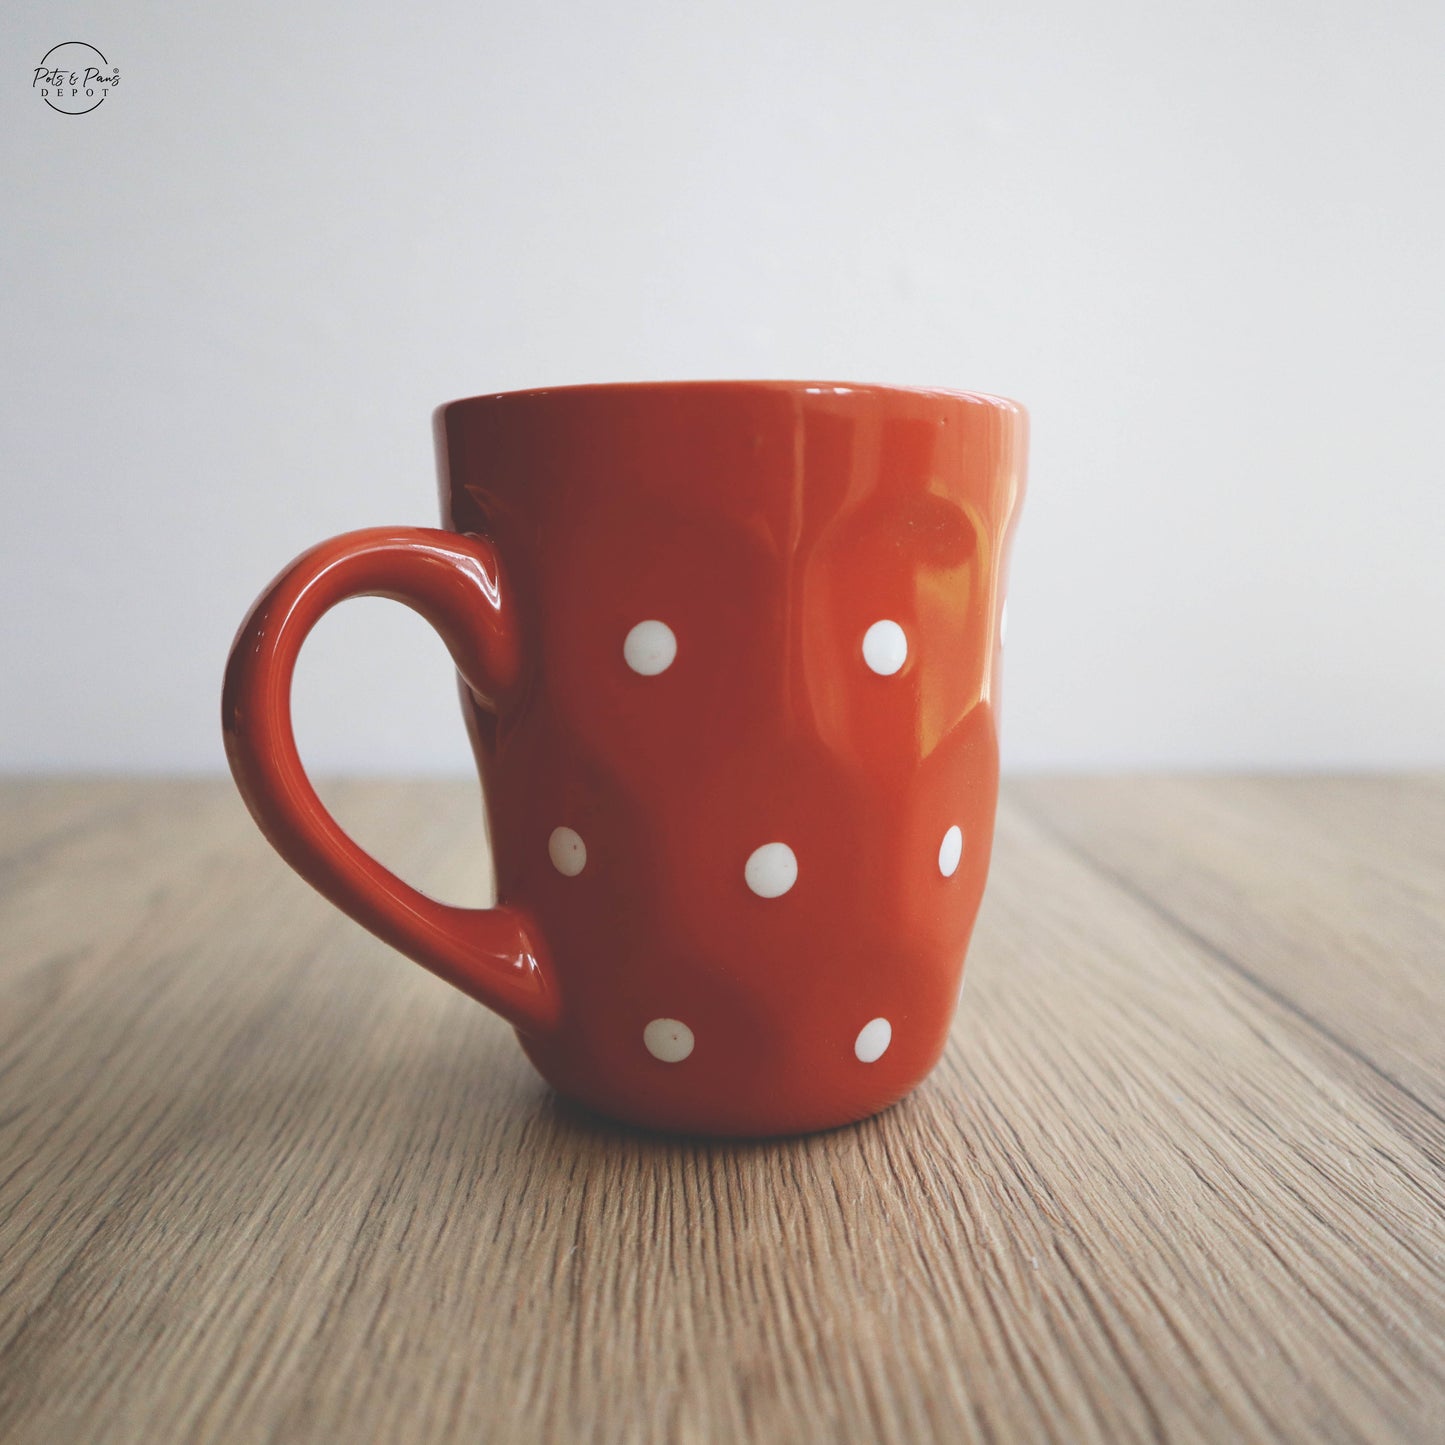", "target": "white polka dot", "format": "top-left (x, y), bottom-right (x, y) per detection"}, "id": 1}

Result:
top-left (1000, 600), bottom-right (1008, 646)
top-left (938, 825), bottom-right (963, 878)
top-left (862, 619), bottom-right (908, 675)
top-left (623, 620), bottom-right (677, 675)
top-left (644, 1018), bottom-right (695, 1062)
top-left (548, 826), bottom-right (587, 876)
top-left (744, 842), bottom-right (797, 898)
top-left (854, 1017), bottom-right (892, 1063)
